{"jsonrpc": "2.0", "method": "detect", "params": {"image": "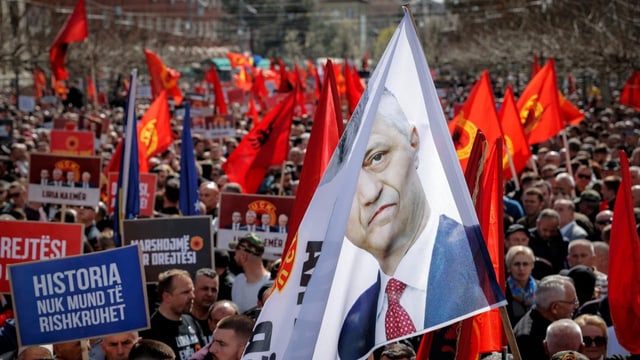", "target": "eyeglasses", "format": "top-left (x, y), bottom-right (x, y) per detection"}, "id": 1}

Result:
top-left (512, 262), bottom-right (532, 267)
top-left (596, 219), bottom-right (612, 225)
top-left (7, 192), bottom-right (20, 198)
top-left (577, 174), bottom-right (592, 180)
top-left (583, 335), bottom-right (607, 347)
top-left (554, 298), bottom-right (579, 307)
